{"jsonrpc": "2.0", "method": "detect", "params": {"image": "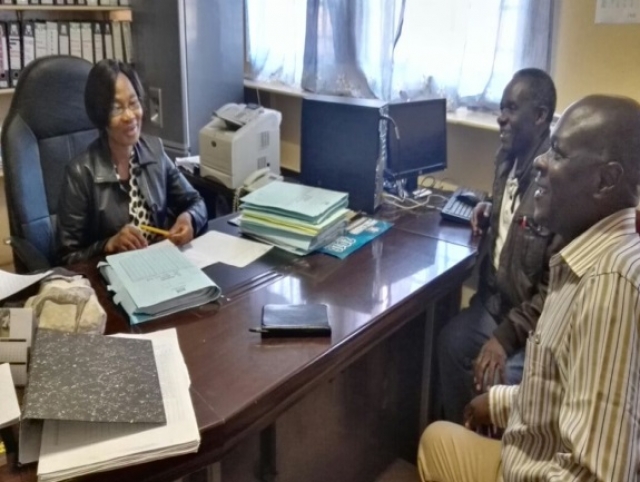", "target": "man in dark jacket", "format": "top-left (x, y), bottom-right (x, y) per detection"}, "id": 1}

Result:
top-left (438, 68), bottom-right (563, 423)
